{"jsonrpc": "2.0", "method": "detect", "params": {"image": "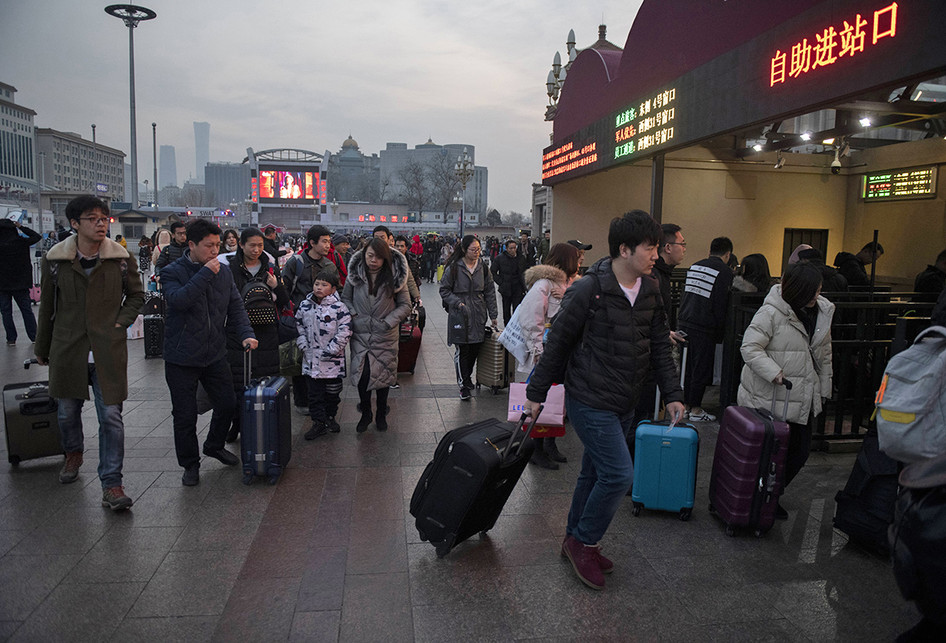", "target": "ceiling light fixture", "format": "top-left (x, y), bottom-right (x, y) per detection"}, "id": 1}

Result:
top-left (822, 137), bottom-right (835, 145)
top-left (859, 117), bottom-right (872, 127)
